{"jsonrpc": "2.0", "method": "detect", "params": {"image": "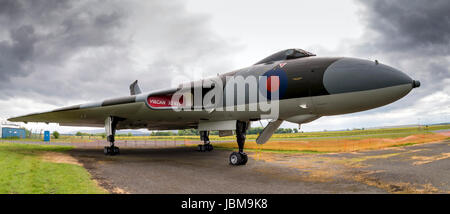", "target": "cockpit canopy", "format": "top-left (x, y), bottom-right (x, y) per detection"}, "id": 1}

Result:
top-left (255, 49), bottom-right (316, 65)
